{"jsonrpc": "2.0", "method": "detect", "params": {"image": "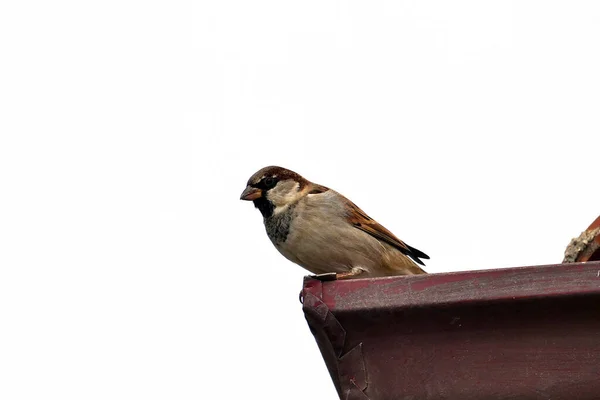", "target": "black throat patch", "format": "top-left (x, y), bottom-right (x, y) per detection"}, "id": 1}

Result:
top-left (253, 197), bottom-right (275, 218)
top-left (264, 203), bottom-right (296, 245)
